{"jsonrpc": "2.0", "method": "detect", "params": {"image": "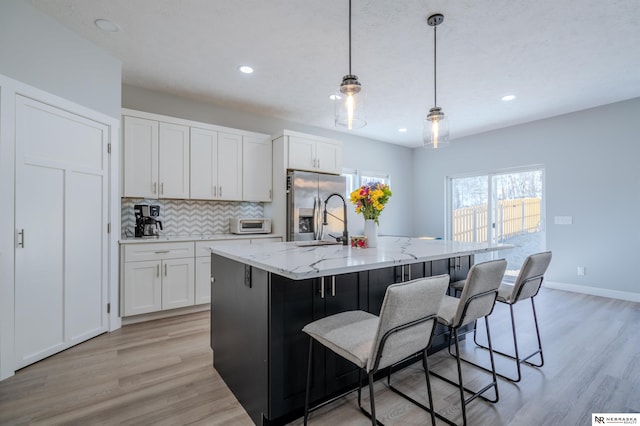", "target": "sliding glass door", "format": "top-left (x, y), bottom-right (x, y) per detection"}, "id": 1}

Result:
top-left (447, 167), bottom-right (545, 280)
